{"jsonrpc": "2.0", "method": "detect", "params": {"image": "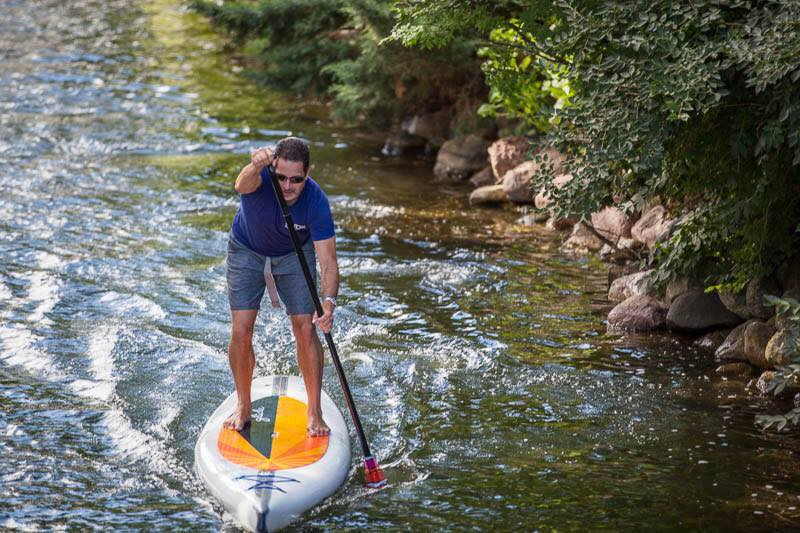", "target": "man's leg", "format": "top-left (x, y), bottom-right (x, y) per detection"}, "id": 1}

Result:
top-left (290, 314), bottom-right (331, 436)
top-left (224, 309), bottom-right (259, 431)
